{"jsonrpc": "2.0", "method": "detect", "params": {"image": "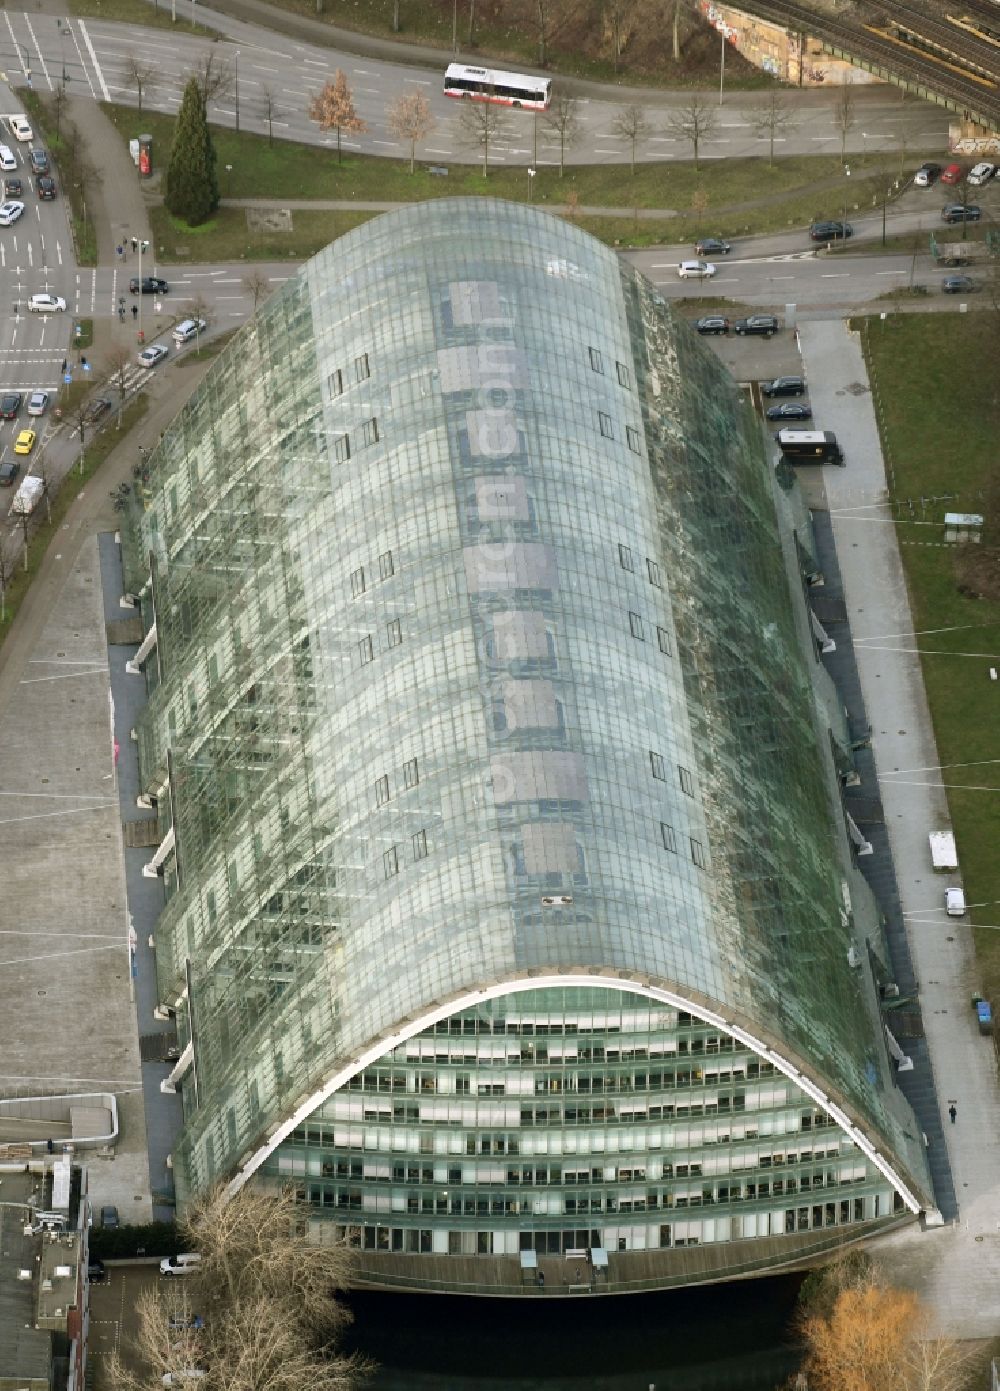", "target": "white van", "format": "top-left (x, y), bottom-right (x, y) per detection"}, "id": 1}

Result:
top-left (159, 1252), bottom-right (202, 1276)
top-left (162, 1372), bottom-right (207, 1387)
top-left (677, 259), bottom-right (716, 280)
top-left (0, 145), bottom-right (16, 172)
top-left (173, 317), bottom-right (206, 345)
